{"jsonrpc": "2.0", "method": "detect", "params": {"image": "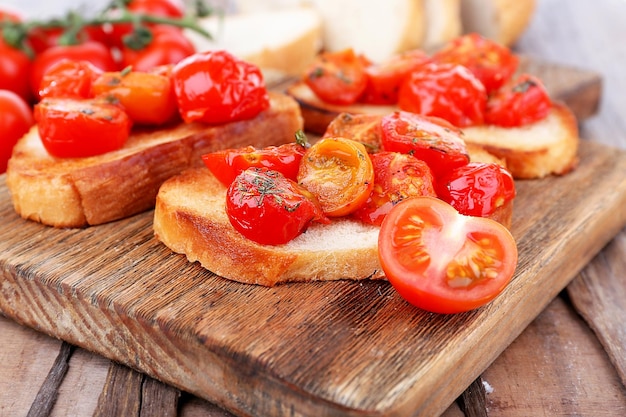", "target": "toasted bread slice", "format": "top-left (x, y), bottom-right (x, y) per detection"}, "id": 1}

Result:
top-left (153, 167), bottom-right (384, 286)
top-left (7, 93), bottom-right (303, 228)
